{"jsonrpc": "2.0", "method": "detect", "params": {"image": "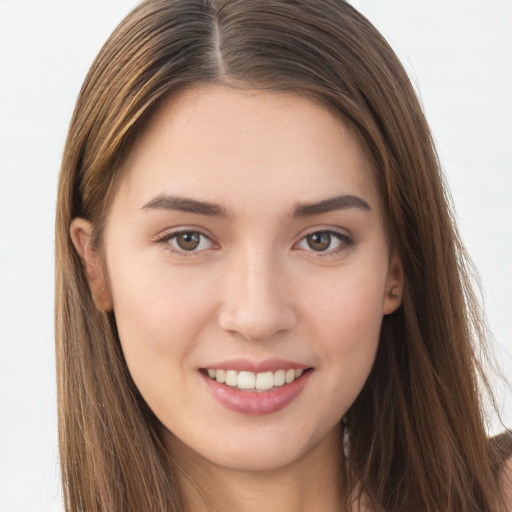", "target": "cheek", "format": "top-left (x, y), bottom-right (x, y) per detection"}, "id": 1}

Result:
top-left (308, 266), bottom-right (386, 346)
top-left (105, 247), bottom-right (221, 378)
top-left (106, 255), bottom-right (224, 420)
top-left (304, 267), bottom-right (386, 401)
top-left (322, 292), bottom-right (382, 378)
